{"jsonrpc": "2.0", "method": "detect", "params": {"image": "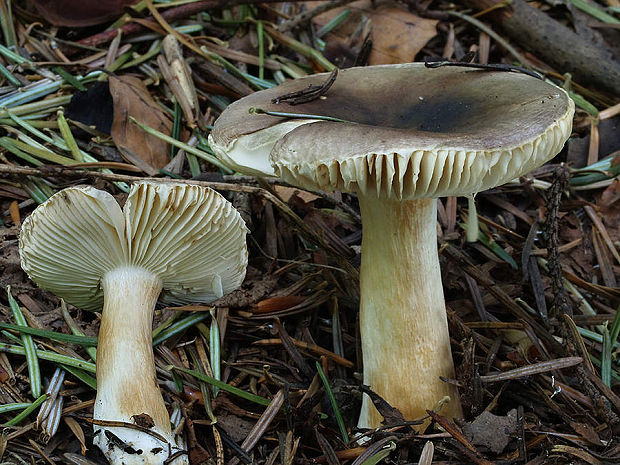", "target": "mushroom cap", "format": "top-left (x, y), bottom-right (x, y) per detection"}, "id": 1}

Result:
top-left (209, 63), bottom-right (574, 199)
top-left (19, 182), bottom-right (248, 311)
